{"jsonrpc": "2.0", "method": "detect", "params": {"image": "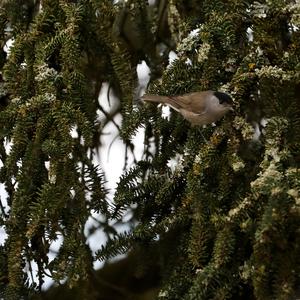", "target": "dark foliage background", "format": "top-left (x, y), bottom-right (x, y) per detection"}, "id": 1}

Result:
top-left (0, 0), bottom-right (299, 299)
